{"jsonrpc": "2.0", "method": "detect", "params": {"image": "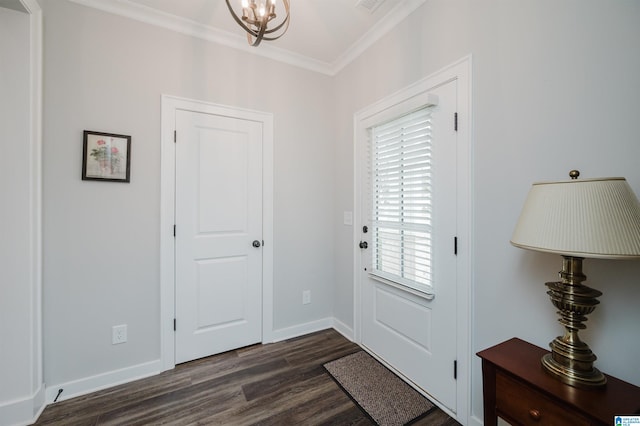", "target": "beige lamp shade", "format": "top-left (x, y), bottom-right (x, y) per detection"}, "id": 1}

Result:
top-left (511, 177), bottom-right (640, 259)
